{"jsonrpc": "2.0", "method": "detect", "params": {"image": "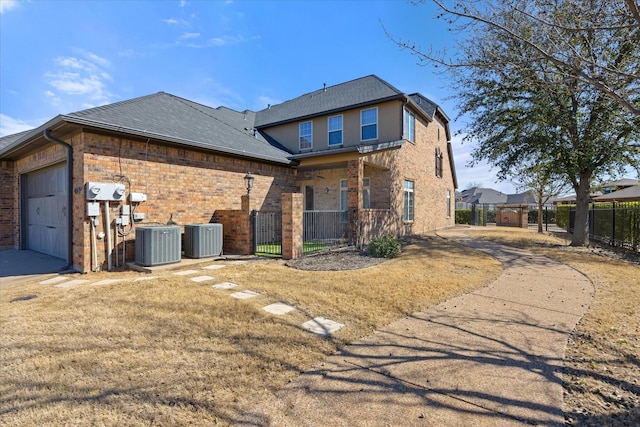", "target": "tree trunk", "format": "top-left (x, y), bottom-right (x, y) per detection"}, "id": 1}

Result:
top-left (571, 174), bottom-right (592, 246)
top-left (537, 189), bottom-right (544, 233)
